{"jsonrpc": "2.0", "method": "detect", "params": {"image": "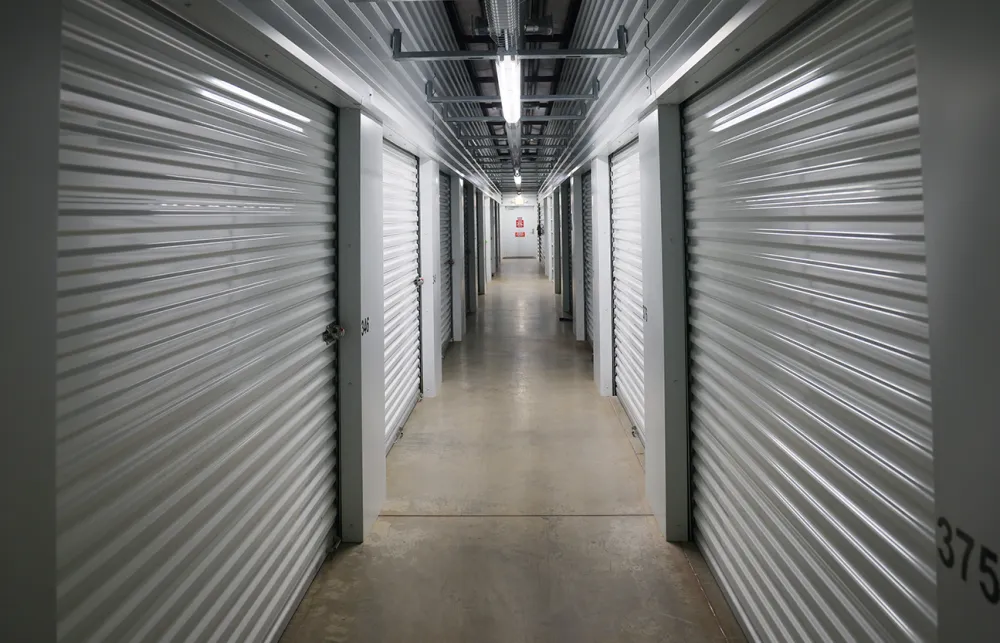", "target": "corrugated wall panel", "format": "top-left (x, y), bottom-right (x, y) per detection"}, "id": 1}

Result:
top-left (171, 0), bottom-right (501, 192)
top-left (683, 0), bottom-right (934, 640)
top-left (610, 140), bottom-right (644, 441)
top-left (537, 202), bottom-right (543, 263)
top-left (440, 172), bottom-right (454, 353)
top-left (57, 1), bottom-right (337, 641)
top-left (537, 0), bottom-right (812, 196)
top-left (547, 195), bottom-right (556, 279)
top-left (383, 141), bottom-right (421, 452)
top-left (583, 171), bottom-right (594, 345)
